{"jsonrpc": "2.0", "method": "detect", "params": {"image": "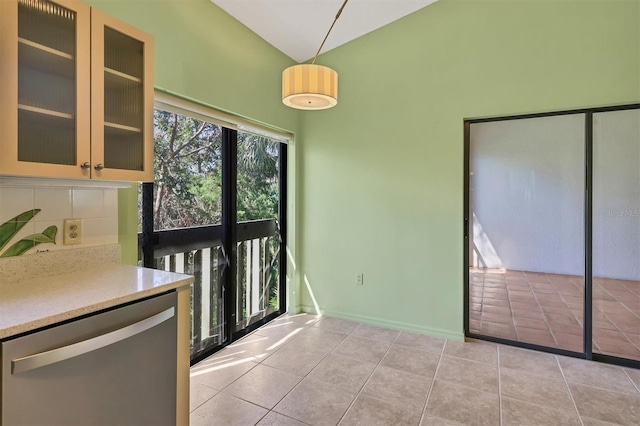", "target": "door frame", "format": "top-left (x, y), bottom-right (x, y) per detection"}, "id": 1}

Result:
top-left (463, 103), bottom-right (640, 369)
